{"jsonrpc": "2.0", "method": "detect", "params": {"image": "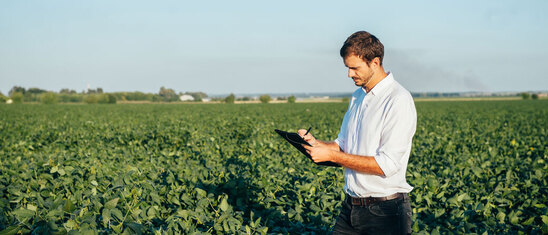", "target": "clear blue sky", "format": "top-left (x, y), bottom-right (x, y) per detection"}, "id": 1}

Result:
top-left (1, 0), bottom-right (547, 95)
